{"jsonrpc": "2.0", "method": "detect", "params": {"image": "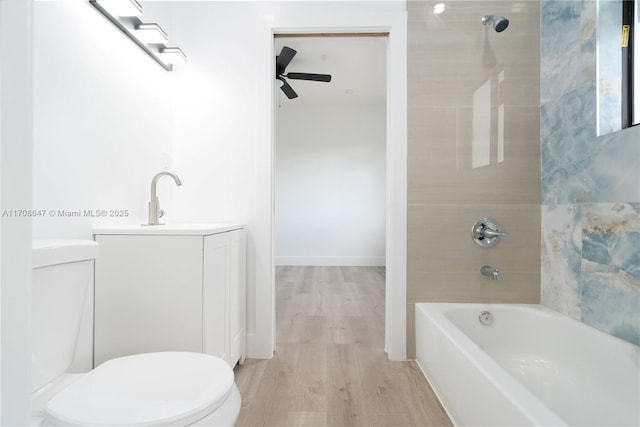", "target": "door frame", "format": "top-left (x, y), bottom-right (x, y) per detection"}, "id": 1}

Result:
top-left (265, 17), bottom-right (407, 360)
